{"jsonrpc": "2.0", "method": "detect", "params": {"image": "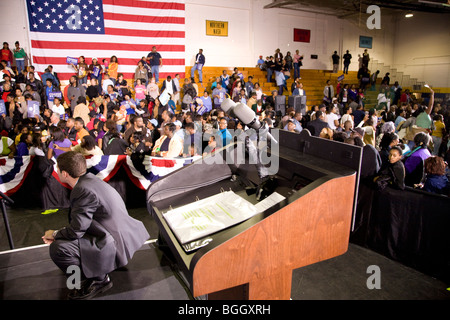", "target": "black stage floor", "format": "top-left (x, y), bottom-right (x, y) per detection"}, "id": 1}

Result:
top-left (1, 206), bottom-right (450, 301)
